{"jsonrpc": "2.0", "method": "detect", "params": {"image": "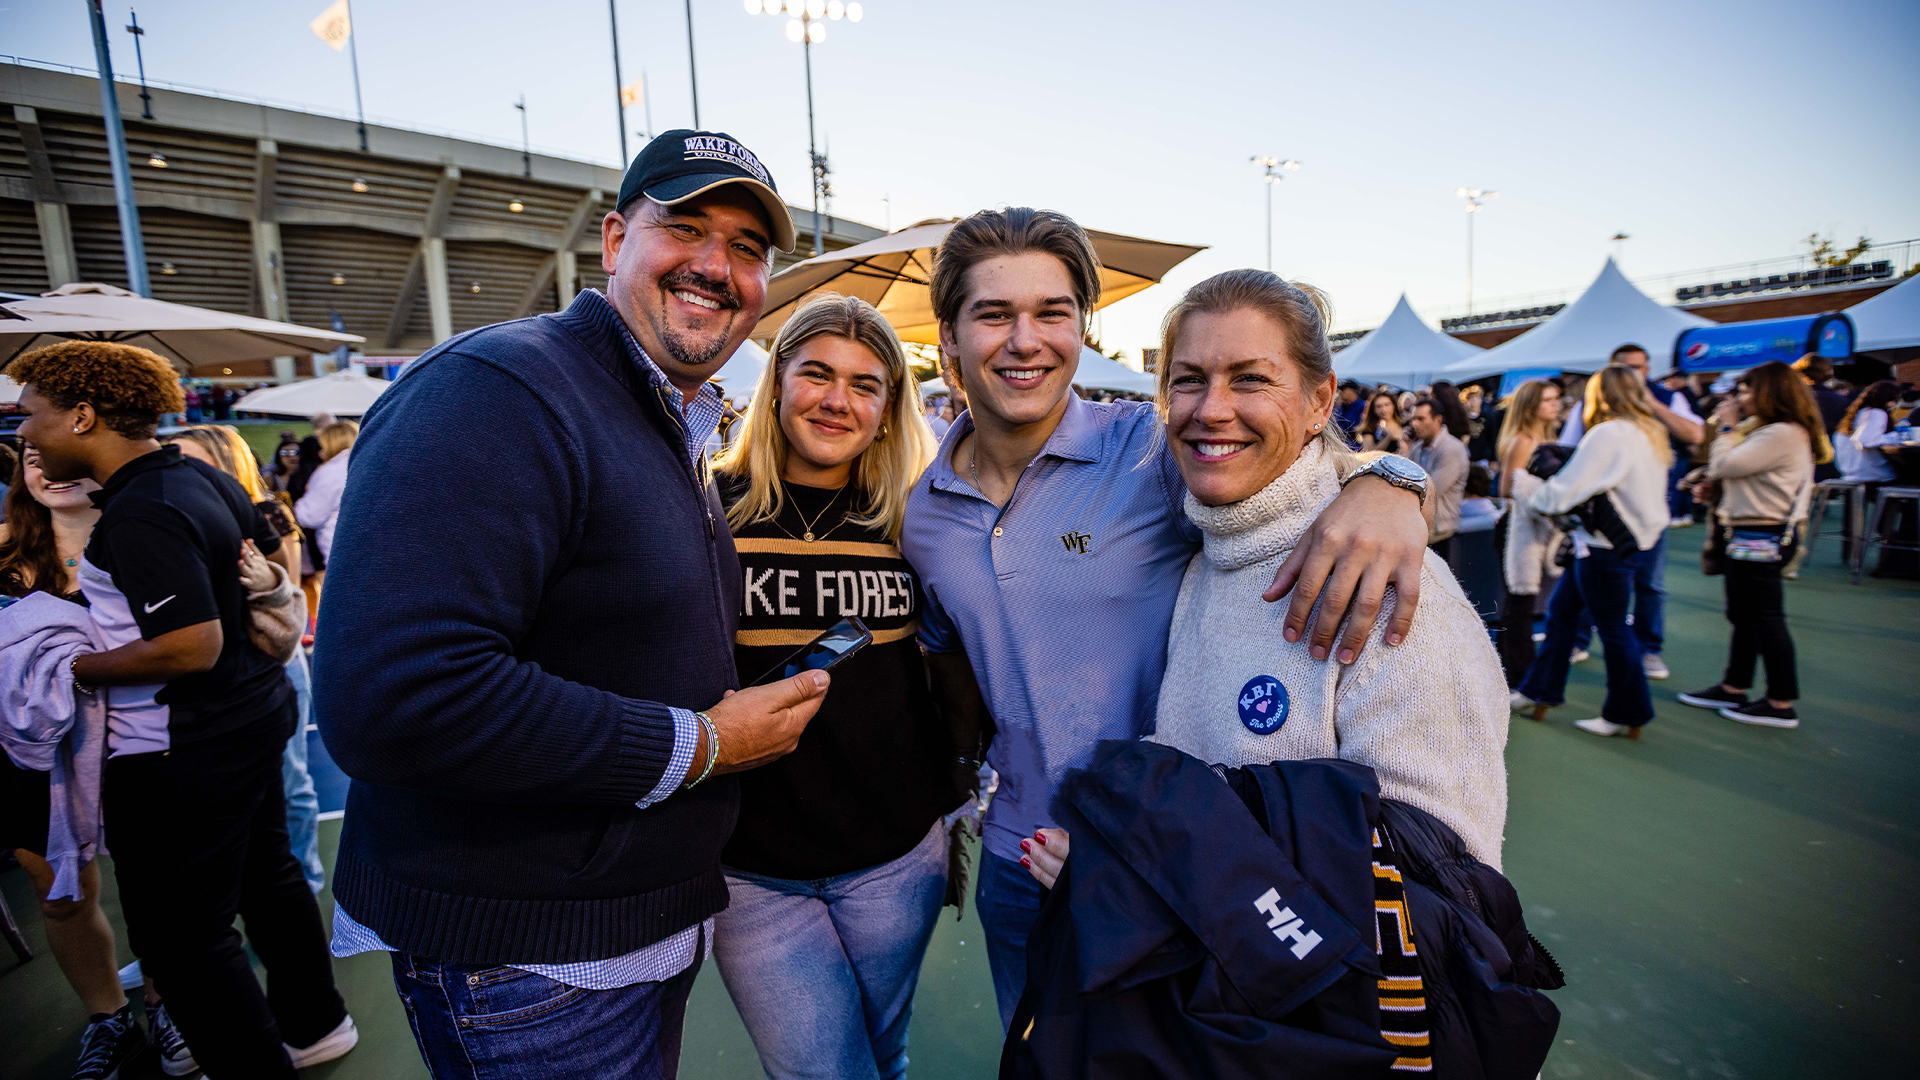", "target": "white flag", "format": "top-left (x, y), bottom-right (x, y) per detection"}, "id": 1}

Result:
top-left (620, 80), bottom-right (645, 109)
top-left (310, 0), bottom-right (351, 52)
